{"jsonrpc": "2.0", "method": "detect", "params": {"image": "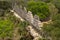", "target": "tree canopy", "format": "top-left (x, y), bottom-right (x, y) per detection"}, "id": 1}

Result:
top-left (27, 1), bottom-right (50, 21)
